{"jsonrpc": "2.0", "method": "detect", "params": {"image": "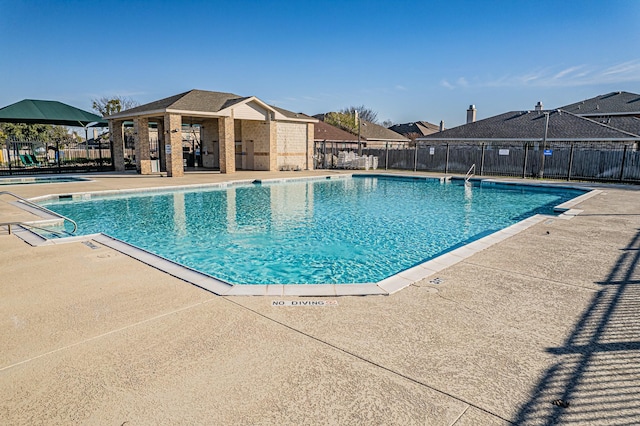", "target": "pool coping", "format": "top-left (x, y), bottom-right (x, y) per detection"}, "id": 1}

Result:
top-left (8, 174), bottom-right (601, 297)
top-left (0, 175), bottom-right (94, 185)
